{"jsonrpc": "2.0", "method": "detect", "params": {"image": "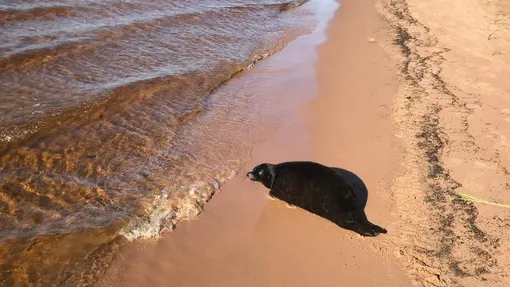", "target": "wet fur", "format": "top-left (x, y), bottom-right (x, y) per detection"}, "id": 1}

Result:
top-left (247, 161), bottom-right (387, 237)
